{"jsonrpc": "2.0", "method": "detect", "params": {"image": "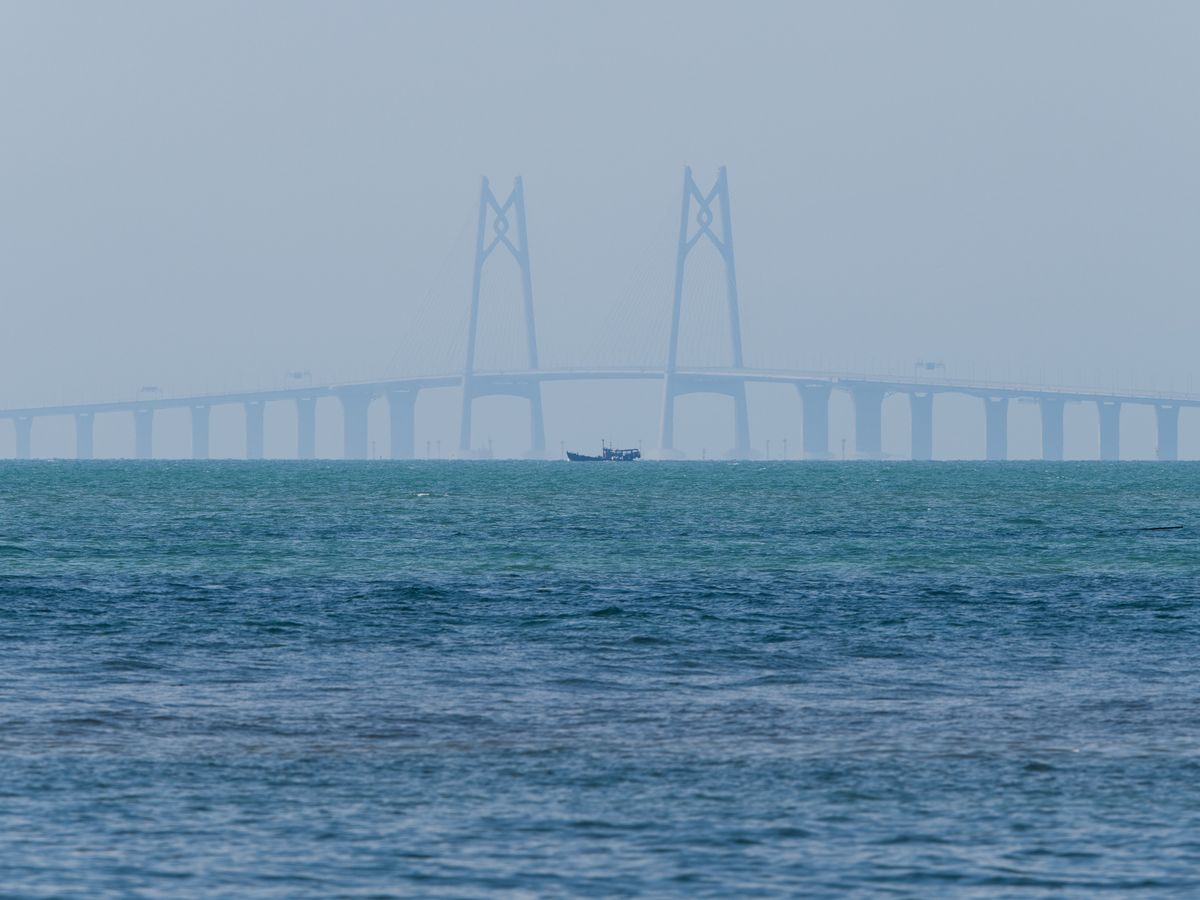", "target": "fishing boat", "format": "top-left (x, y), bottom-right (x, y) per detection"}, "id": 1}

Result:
top-left (566, 442), bottom-right (641, 462)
